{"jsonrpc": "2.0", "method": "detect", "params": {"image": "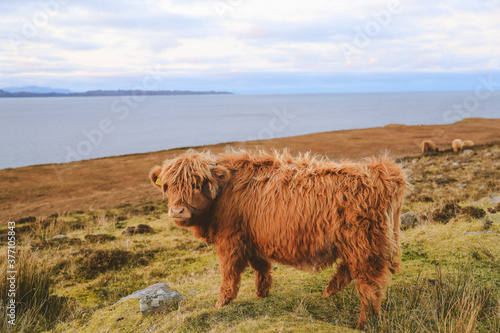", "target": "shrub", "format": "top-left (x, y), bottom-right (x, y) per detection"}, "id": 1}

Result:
top-left (370, 265), bottom-right (497, 332)
top-left (78, 249), bottom-right (130, 279)
top-left (84, 234), bottom-right (116, 244)
top-left (460, 206), bottom-right (486, 219)
top-left (0, 250), bottom-right (71, 332)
